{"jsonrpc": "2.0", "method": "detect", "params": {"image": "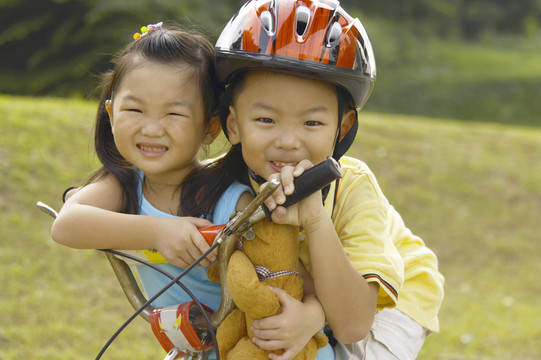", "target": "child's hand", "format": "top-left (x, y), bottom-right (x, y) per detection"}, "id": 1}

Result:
top-left (250, 287), bottom-right (325, 360)
top-left (263, 160), bottom-right (326, 230)
top-left (152, 217), bottom-right (216, 268)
